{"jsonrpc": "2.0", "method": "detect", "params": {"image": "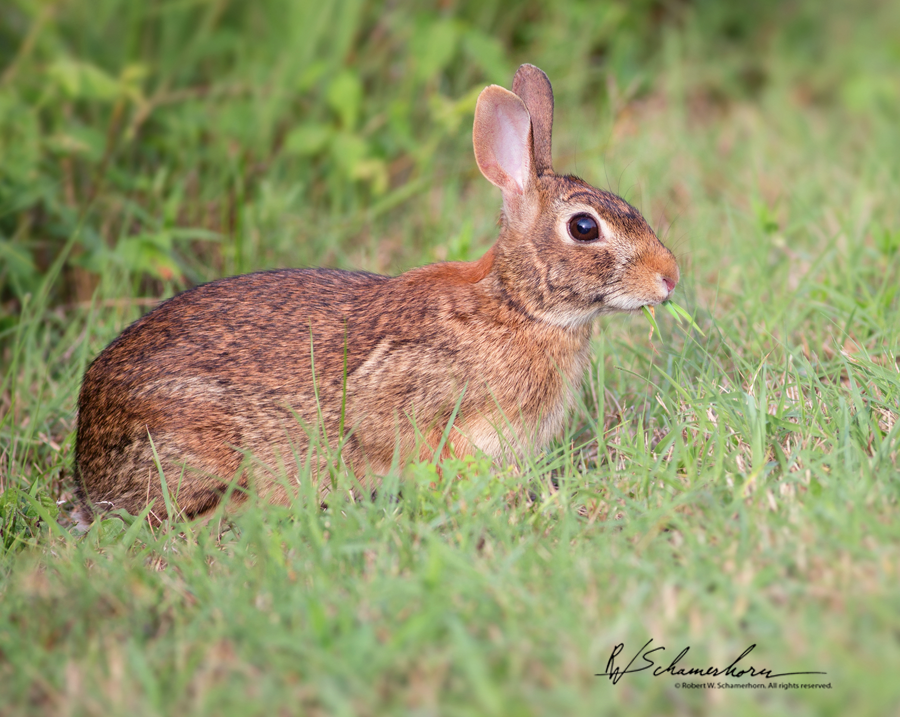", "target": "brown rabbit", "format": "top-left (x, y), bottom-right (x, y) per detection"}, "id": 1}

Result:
top-left (75, 64), bottom-right (679, 523)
